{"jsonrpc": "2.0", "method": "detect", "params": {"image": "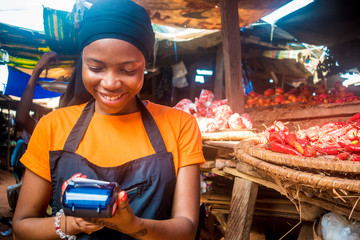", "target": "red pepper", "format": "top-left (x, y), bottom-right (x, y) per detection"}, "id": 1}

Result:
top-left (316, 146), bottom-right (341, 155)
top-left (349, 112), bottom-right (360, 122)
top-left (285, 132), bottom-right (297, 144)
top-left (334, 152), bottom-right (351, 161)
top-left (269, 131), bottom-right (286, 144)
top-left (344, 128), bottom-right (358, 141)
top-left (304, 145), bottom-right (317, 157)
top-left (338, 141), bottom-right (347, 148)
top-left (345, 143), bottom-right (360, 153)
top-left (350, 154), bottom-right (360, 161)
top-left (269, 142), bottom-right (303, 156)
top-left (285, 132), bottom-right (304, 155)
top-left (268, 121), bottom-right (289, 133)
top-left (296, 138), bottom-right (309, 149)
